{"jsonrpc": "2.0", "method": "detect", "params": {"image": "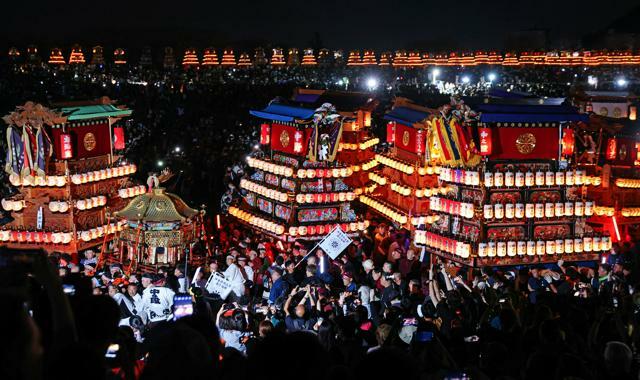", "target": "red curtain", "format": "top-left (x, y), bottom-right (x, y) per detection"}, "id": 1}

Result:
top-left (489, 127), bottom-right (559, 160)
